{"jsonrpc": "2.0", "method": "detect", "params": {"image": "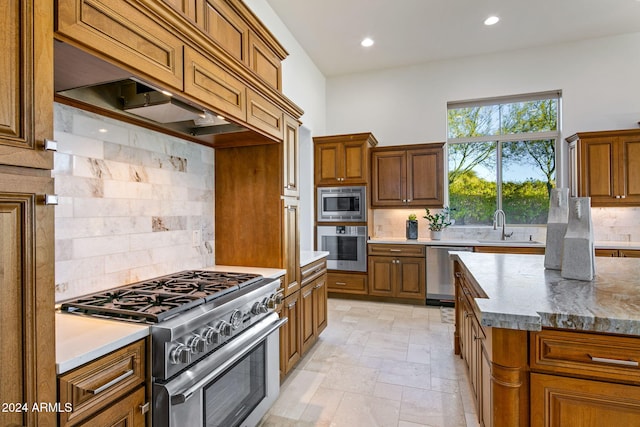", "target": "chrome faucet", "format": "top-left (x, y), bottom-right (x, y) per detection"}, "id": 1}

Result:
top-left (493, 209), bottom-right (513, 240)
